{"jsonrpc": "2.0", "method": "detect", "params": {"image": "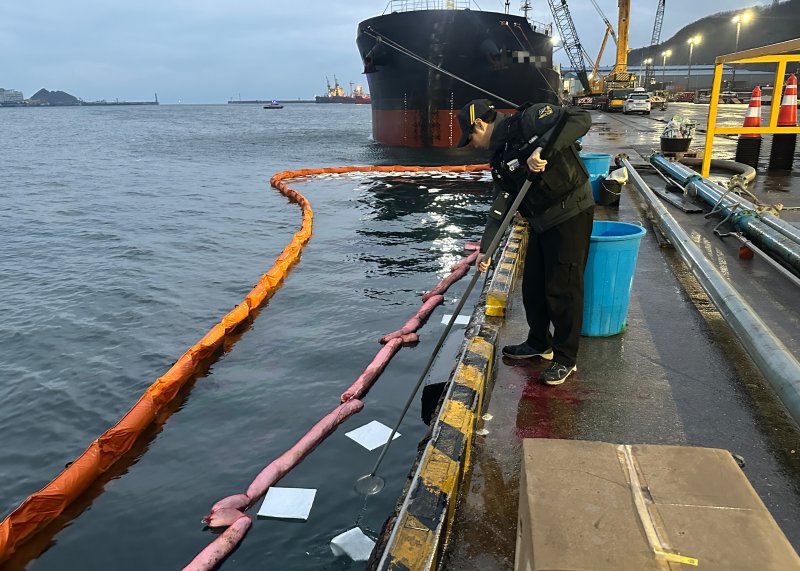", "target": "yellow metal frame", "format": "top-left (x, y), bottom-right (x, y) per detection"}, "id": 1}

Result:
top-left (702, 38), bottom-right (800, 177)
